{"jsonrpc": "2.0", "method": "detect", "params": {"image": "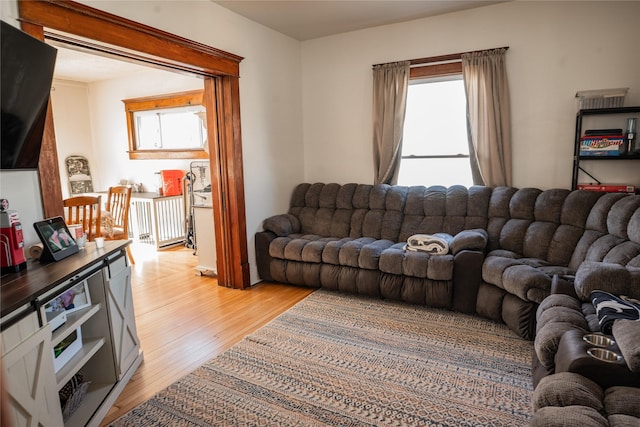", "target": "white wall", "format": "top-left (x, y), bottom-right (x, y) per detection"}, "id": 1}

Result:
top-left (2, 0), bottom-right (304, 279)
top-left (85, 69), bottom-right (203, 193)
top-left (50, 80), bottom-right (96, 199)
top-left (75, 0), bottom-right (304, 284)
top-left (301, 1), bottom-right (640, 189)
top-left (52, 71), bottom-right (202, 197)
top-left (0, 171), bottom-right (44, 247)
